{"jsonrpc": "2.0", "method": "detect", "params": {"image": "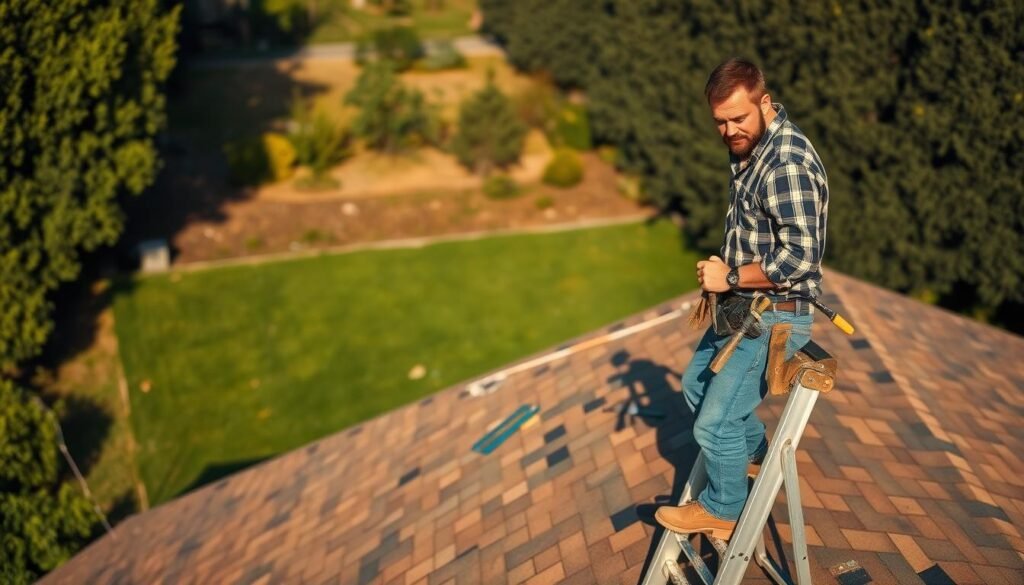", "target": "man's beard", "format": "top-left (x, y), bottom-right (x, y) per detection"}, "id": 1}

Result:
top-left (725, 111), bottom-right (767, 159)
